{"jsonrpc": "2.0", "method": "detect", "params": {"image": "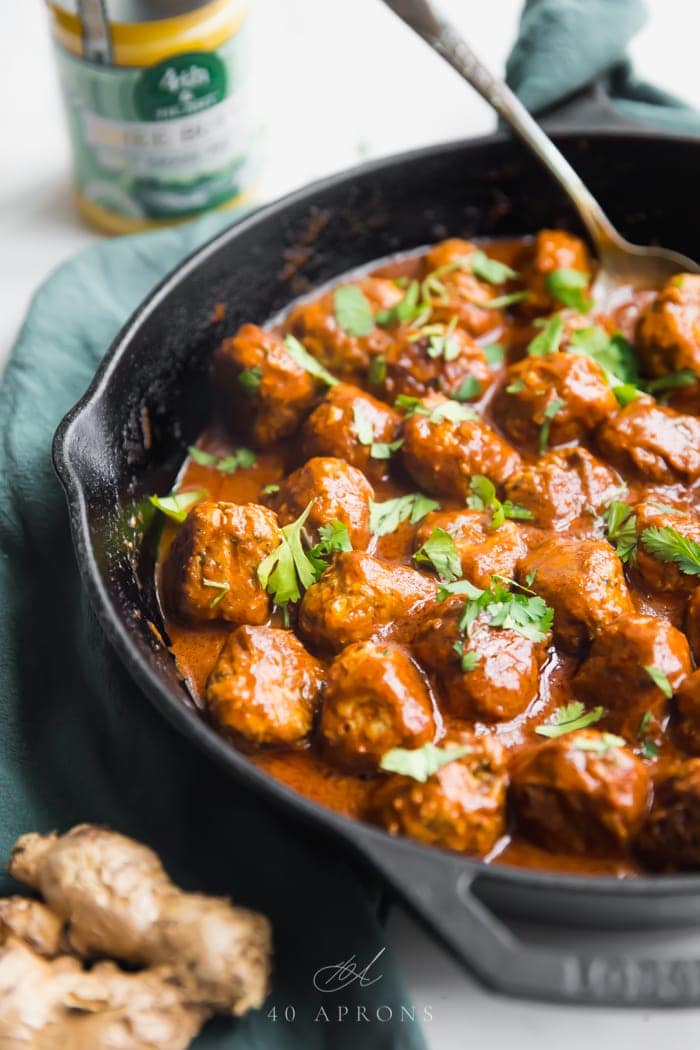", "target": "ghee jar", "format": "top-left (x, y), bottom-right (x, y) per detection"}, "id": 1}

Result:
top-left (45, 0), bottom-right (258, 233)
